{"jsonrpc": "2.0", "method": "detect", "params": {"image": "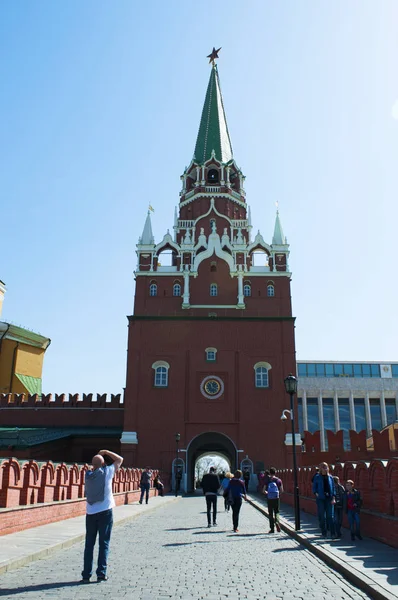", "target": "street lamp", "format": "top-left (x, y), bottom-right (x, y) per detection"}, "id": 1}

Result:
top-left (283, 373), bottom-right (300, 531)
top-left (175, 433), bottom-right (181, 497)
